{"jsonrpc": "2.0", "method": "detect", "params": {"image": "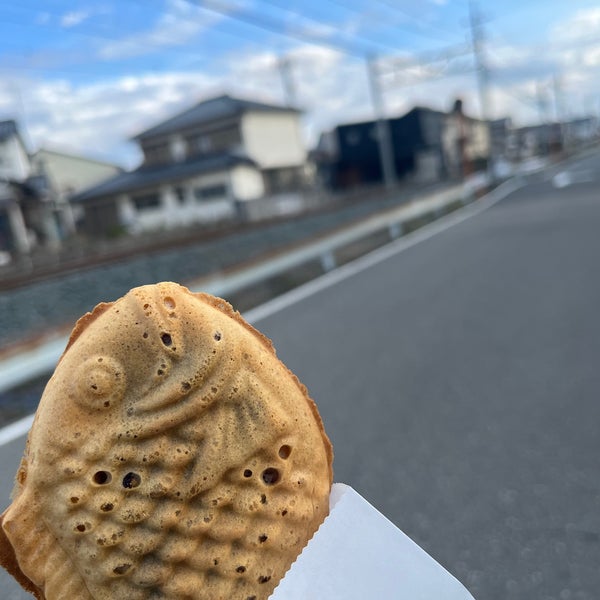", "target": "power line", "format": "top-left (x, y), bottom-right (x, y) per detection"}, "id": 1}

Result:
top-left (372, 0), bottom-right (463, 41)
top-left (254, 0), bottom-right (409, 55)
top-left (189, 0), bottom-right (372, 58)
top-left (191, 0), bottom-right (471, 67)
top-left (377, 42), bottom-right (472, 75)
top-left (322, 0), bottom-right (457, 43)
